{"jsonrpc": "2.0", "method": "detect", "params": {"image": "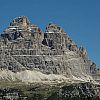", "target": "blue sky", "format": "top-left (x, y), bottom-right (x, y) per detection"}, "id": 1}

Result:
top-left (0, 0), bottom-right (100, 67)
